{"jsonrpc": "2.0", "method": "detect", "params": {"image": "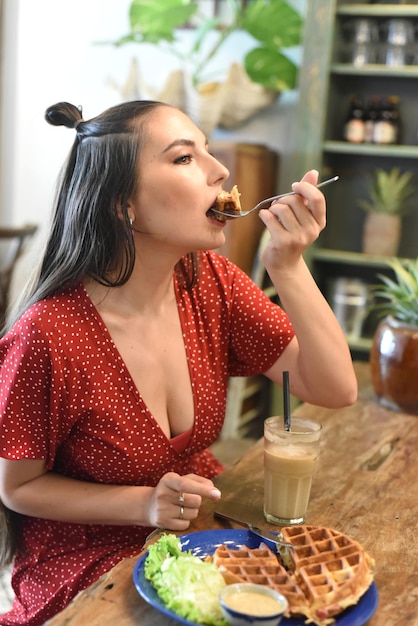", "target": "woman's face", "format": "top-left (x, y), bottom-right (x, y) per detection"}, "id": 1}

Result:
top-left (128, 106), bottom-right (230, 254)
